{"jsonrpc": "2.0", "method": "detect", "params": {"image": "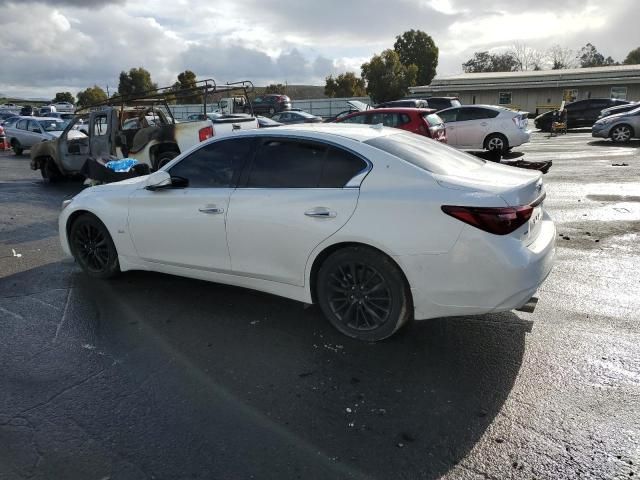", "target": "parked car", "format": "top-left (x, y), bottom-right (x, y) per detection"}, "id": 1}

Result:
top-left (437, 105), bottom-right (529, 153)
top-left (324, 100), bottom-right (371, 123)
top-left (334, 108), bottom-right (446, 142)
top-left (534, 99), bottom-right (630, 131)
top-left (20, 105), bottom-right (36, 116)
top-left (4, 117), bottom-right (79, 155)
top-left (592, 105), bottom-right (640, 142)
top-left (0, 112), bottom-right (17, 123)
top-left (59, 124), bottom-right (554, 341)
top-left (256, 116), bottom-right (283, 128)
top-left (52, 102), bottom-right (75, 113)
top-left (1, 115), bottom-right (20, 128)
top-left (271, 110), bottom-right (323, 124)
top-left (0, 125), bottom-right (7, 149)
top-left (597, 102), bottom-right (639, 120)
top-left (424, 97), bottom-right (462, 111)
top-left (376, 99), bottom-right (430, 109)
top-left (248, 94), bottom-right (291, 115)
